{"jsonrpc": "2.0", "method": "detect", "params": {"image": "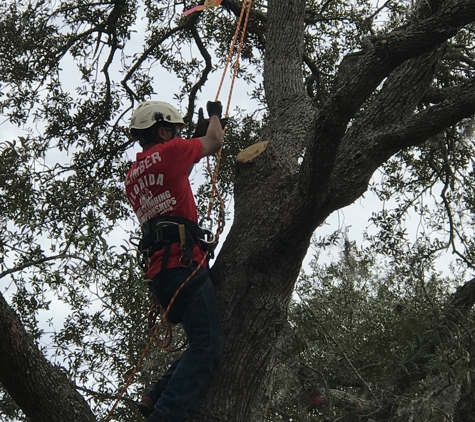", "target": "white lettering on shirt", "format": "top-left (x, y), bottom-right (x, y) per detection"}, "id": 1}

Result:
top-left (128, 173), bottom-right (165, 206)
top-left (125, 152), bottom-right (162, 186)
